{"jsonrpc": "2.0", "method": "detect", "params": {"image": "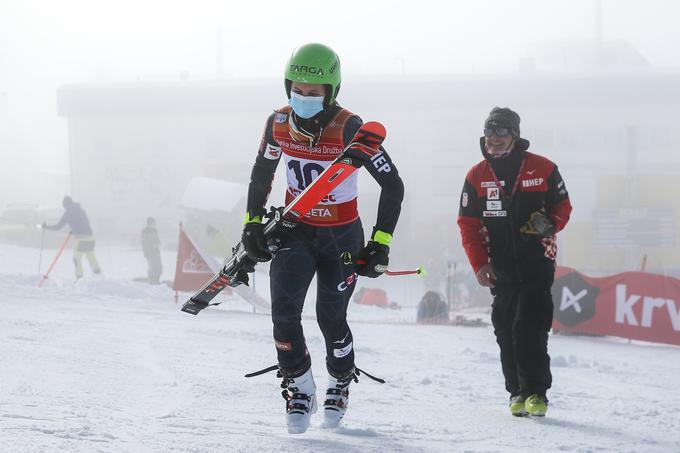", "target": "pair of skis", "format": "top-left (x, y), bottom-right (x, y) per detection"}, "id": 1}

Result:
top-left (181, 122), bottom-right (419, 316)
